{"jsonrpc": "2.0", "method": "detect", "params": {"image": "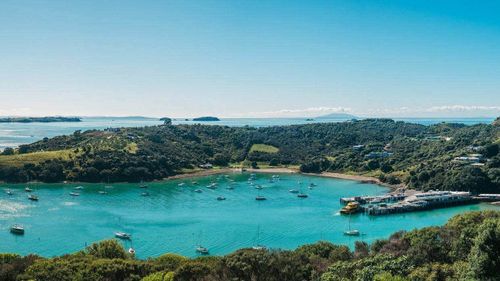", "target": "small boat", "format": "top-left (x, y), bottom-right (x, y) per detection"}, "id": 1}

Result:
top-left (343, 215), bottom-right (360, 236)
top-left (297, 193), bottom-right (308, 198)
top-left (207, 183), bottom-right (217, 189)
top-left (25, 187), bottom-right (33, 192)
top-left (255, 196), bottom-right (267, 201)
top-left (255, 185), bottom-right (263, 190)
top-left (69, 192), bottom-right (80, 196)
top-left (5, 189), bottom-right (13, 195)
top-left (115, 232), bottom-right (132, 240)
top-left (216, 196), bottom-right (226, 201)
top-left (10, 224), bottom-right (24, 235)
top-left (309, 183), bottom-right (317, 187)
top-left (74, 186), bottom-right (84, 190)
top-left (98, 190), bottom-right (108, 195)
top-left (196, 246), bottom-right (209, 255)
top-left (192, 181), bottom-right (198, 185)
top-left (226, 186), bottom-right (234, 190)
top-left (194, 189), bottom-right (203, 193)
top-left (128, 247), bottom-right (136, 255)
top-left (104, 185), bottom-right (114, 189)
top-left (141, 192), bottom-right (150, 196)
top-left (139, 184), bottom-right (148, 189)
top-left (178, 183), bottom-right (186, 187)
top-left (252, 245), bottom-right (267, 250)
top-left (289, 189), bottom-right (299, 194)
top-left (28, 194), bottom-right (39, 201)
top-left (343, 230), bottom-right (360, 236)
